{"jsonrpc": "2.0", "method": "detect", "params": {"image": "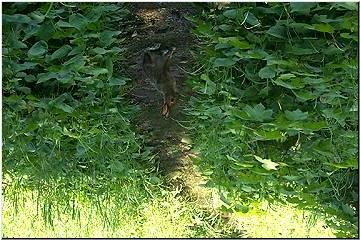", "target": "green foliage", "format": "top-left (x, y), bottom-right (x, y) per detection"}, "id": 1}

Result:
top-left (187, 2), bottom-right (358, 237)
top-left (2, 2), bottom-right (149, 224)
top-left (2, 4), bottom-right (240, 238)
